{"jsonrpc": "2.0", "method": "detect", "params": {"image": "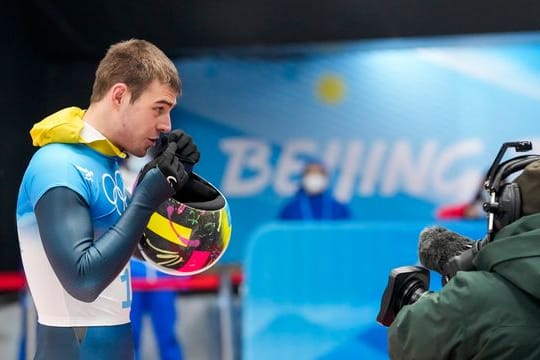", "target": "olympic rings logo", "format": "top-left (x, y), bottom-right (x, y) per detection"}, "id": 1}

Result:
top-left (102, 170), bottom-right (128, 215)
